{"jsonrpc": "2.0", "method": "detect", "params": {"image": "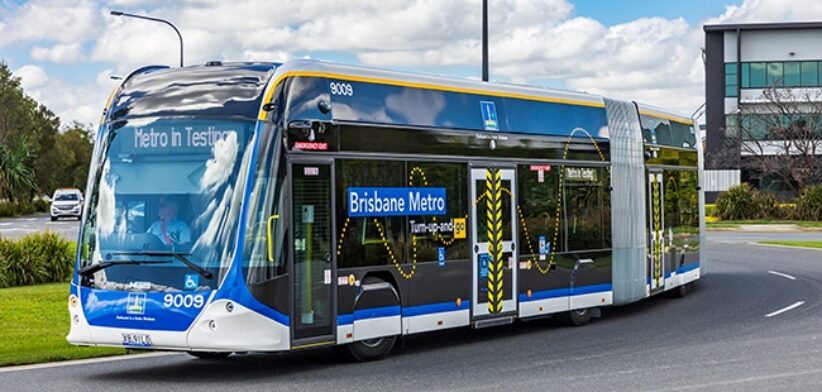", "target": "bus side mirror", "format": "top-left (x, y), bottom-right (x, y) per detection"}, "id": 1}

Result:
top-left (267, 214), bottom-right (280, 263)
